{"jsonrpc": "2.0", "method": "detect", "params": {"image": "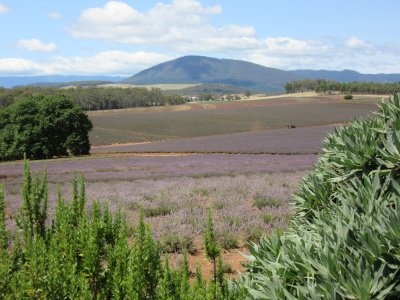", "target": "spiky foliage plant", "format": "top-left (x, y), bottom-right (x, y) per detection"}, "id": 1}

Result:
top-left (241, 94), bottom-right (400, 299)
